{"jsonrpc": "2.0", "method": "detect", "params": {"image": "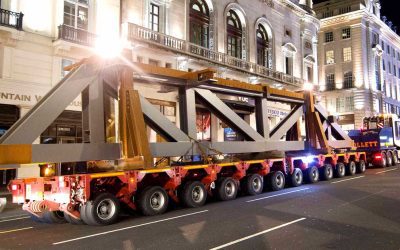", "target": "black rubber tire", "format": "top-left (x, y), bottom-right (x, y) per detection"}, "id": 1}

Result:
top-left (269, 171), bottom-right (286, 191)
top-left (289, 168), bottom-right (303, 187)
top-left (320, 164), bottom-right (333, 180)
top-left (357, 160), bottom-right (367, 173)
top-left (346, 161), bottom-right (357, 176)
top-left (84, 193), bottom-right (120, 226)
top-left (335, 162), bottom-right (346, 178)
top-left (216, 177), bottom-right (238, 201)
top-left (386, 151), bottom-right (392, 167)
top-left (180, 181), bottom-right (207, 208)
top-left (64, 212), bottom-right (84, 225)
top-left (30, 214), bottom-right (45, 223)
top-left (392, 151), bottom-right (398, 166)
top-left (379, 152), bottom-right (387, 168)
top-left (42, 211), bottom-right (66, 224)
top-left (80, 203), bottom-right (92, 225)
top-left (241, 174), bottom-right (263, 196)
top-left (305, 166), bottom-right (319, 183)
top-left (138, 186), bottom-right (169, 216)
